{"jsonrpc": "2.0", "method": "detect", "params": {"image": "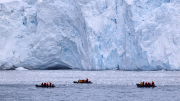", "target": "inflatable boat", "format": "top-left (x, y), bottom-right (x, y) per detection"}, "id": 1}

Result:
top-left (35, 84), bottom-right (55, 87)
top-left (136, 84), bottom-right (156, 87)
top-left (73, 81), bottom-right (92, 84)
